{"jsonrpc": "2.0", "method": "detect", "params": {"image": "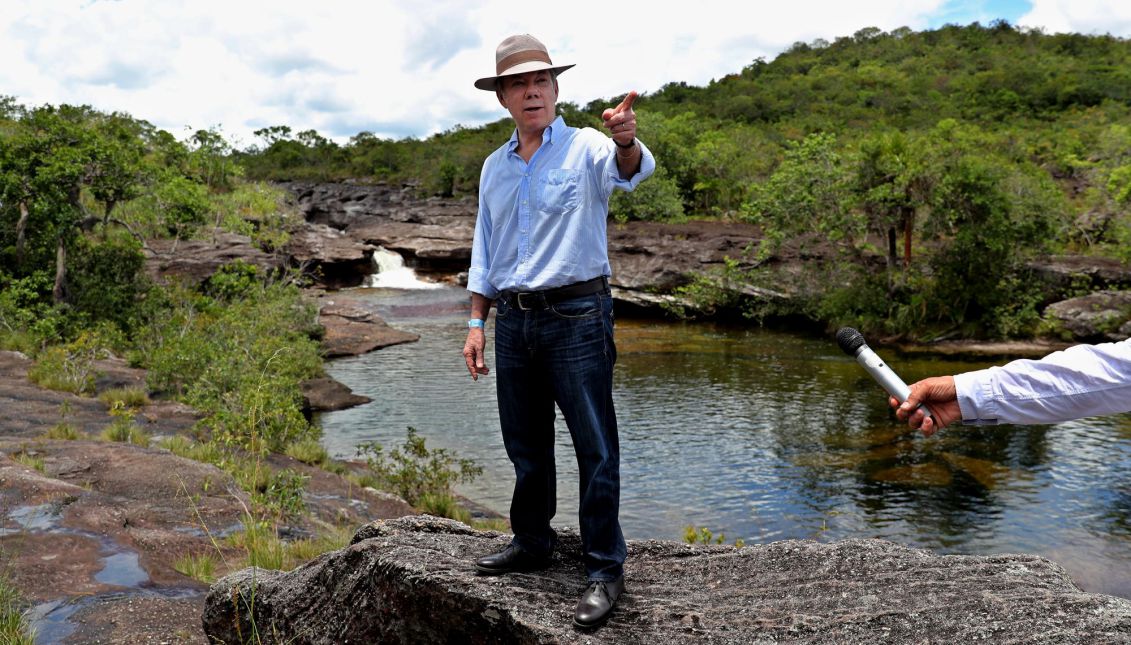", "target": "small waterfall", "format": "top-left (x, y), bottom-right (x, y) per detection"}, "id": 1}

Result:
top-left (364, 247), bottom-right (443, 289)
